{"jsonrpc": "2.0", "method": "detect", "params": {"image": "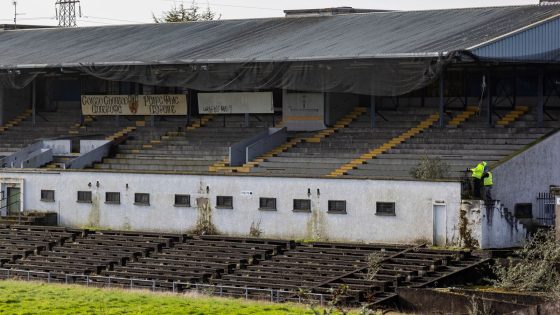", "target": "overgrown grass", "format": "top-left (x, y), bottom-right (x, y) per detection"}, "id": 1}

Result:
top-left (0, 280), bottom-right (349, 315)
